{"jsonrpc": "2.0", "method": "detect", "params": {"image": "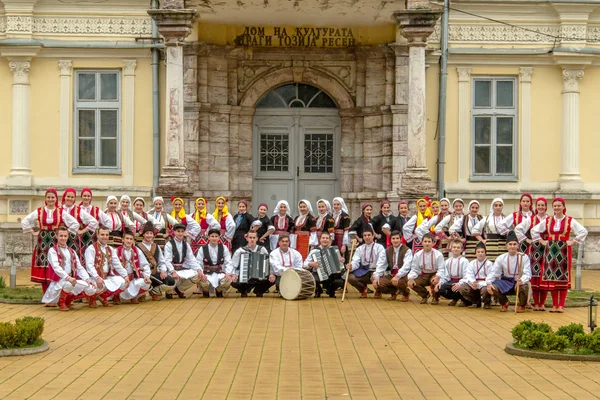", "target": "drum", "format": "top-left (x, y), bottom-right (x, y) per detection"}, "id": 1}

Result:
top-left (280, 269), bottom-right (315, 300)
